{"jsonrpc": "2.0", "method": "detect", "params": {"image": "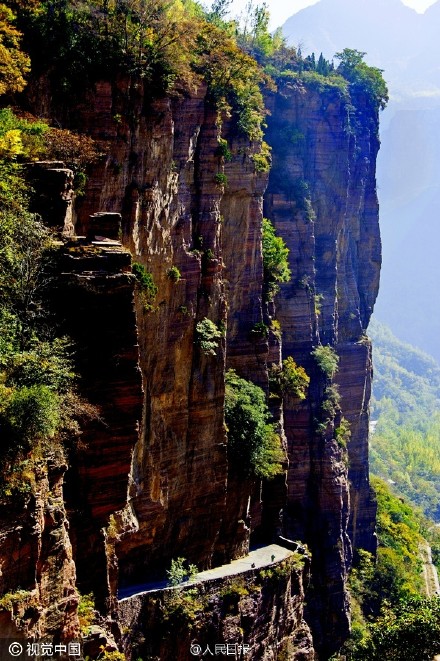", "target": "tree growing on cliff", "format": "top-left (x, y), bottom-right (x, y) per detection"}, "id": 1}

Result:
top-left (224, 369), bottom-right (284, 479)
top-left (261, 217), bottom-right (291, 301)
top-left (335, 48), bottom-right (388, 111)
